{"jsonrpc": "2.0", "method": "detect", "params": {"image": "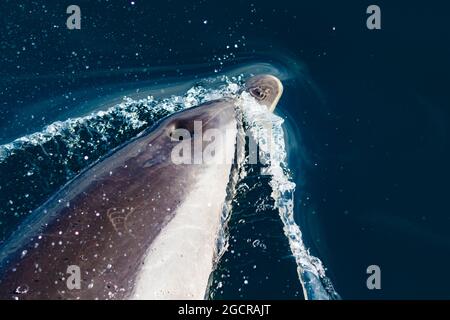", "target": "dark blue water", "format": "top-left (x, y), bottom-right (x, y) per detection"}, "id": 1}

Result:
top-left (1, 0), bottom-right (450, 299)
top-left (208, 150), bottom-right (304, 300)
